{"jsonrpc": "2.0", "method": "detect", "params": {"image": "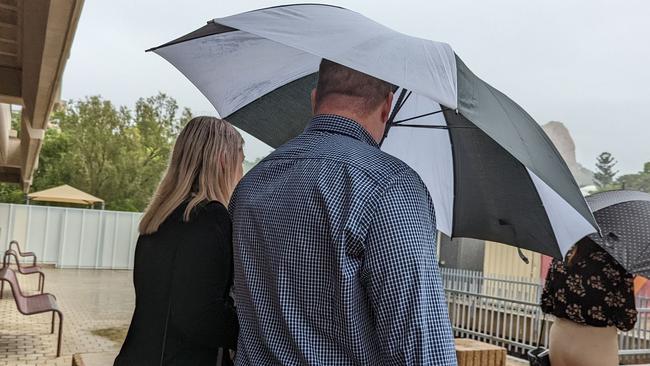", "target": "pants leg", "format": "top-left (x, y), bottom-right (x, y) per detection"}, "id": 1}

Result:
top-left (549, 317), bottom-right (619, 366)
